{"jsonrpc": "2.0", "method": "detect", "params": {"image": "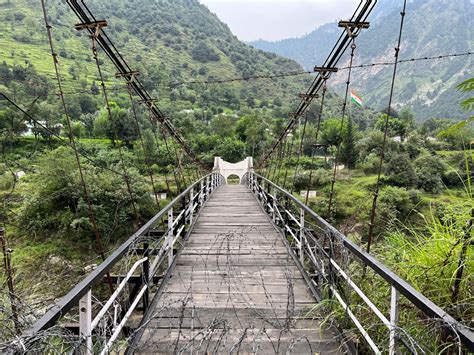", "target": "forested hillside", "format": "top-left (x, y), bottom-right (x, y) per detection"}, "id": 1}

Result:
top-left (0, 0), bottom-right (308, 127)
top-left (250, 0), bottom-right (474, 120)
